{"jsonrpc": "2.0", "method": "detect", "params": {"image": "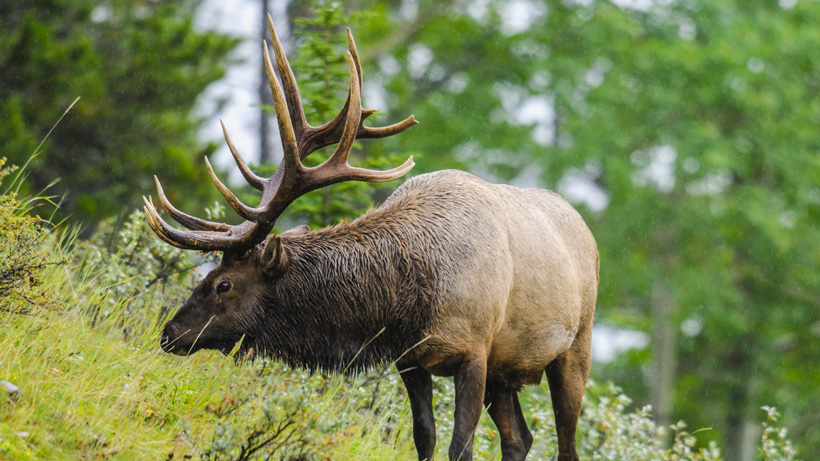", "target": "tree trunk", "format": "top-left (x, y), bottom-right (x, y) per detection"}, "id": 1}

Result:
top-left (650, 281), bottom-right (677, 430)
top-left (725, 348), bottom-right (757, 461)
top-left (259, 0), bottom-right (273, 164)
